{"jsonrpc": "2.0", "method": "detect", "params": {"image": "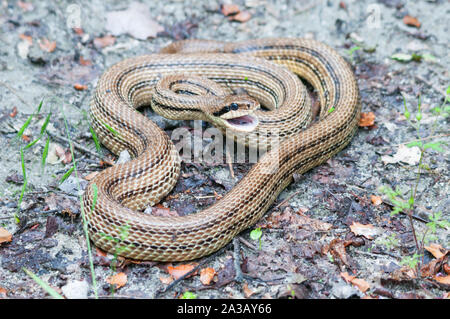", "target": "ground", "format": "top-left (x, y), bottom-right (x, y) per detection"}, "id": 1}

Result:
top-left (0, 0), bottom-right (449, 299)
